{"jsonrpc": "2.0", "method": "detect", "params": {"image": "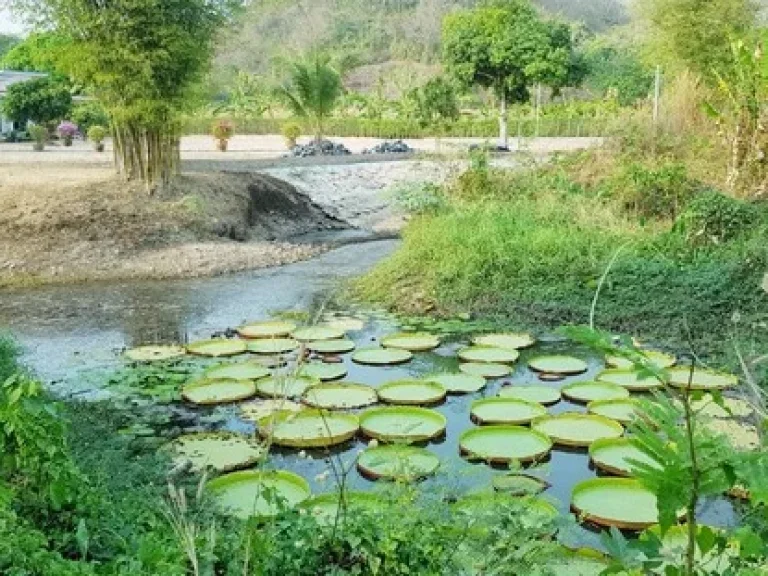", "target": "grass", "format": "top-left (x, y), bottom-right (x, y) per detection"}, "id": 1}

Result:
top-left (357, 149), bottom-right (768, 368)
